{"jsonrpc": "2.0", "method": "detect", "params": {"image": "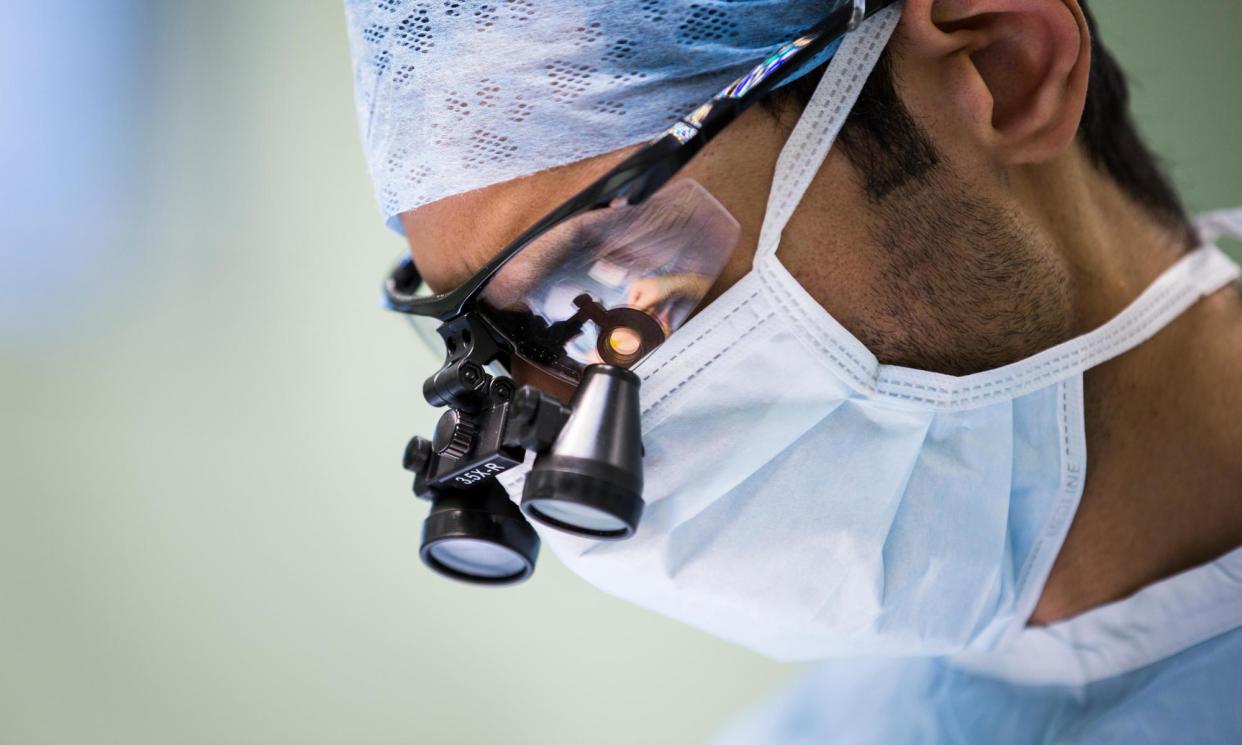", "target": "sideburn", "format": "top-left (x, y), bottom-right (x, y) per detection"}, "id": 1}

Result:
top-left (771, 50), bottom-right (1078, 376)
top-left (839, 59), bottom-right (1076, 376)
